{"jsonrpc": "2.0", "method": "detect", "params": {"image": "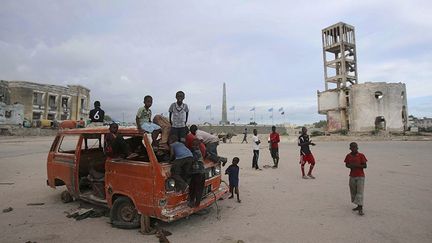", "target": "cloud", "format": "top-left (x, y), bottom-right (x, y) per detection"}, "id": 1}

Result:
top-left (0, 0), bottom-right (431, 124)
